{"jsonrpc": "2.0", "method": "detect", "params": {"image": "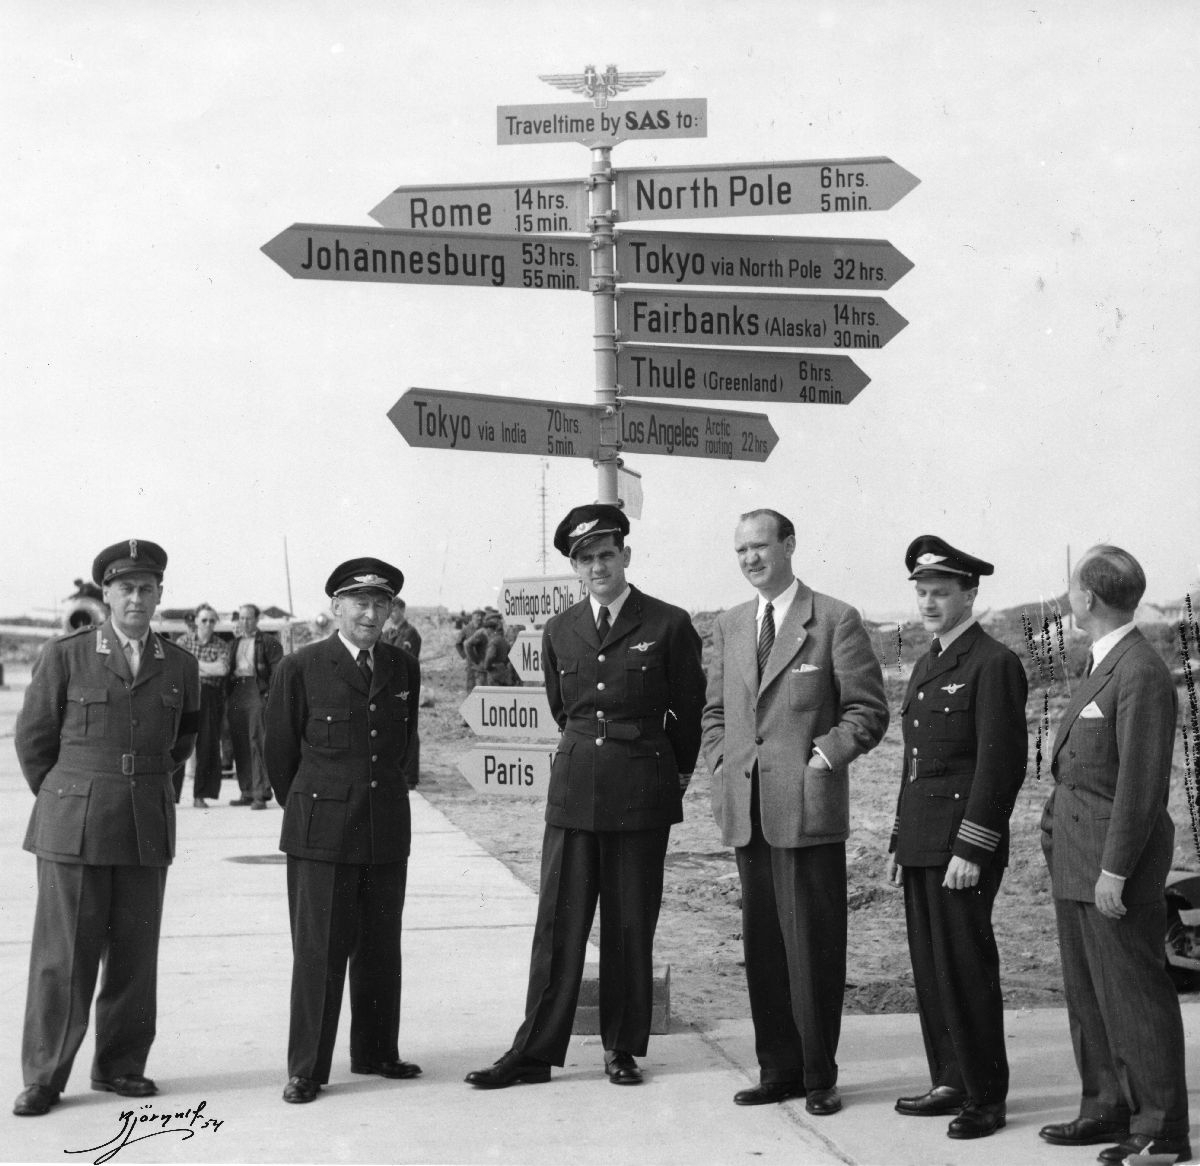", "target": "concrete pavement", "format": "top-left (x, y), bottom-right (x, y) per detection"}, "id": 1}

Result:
top-left (0, 666), bottom-right (1196, 1165)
